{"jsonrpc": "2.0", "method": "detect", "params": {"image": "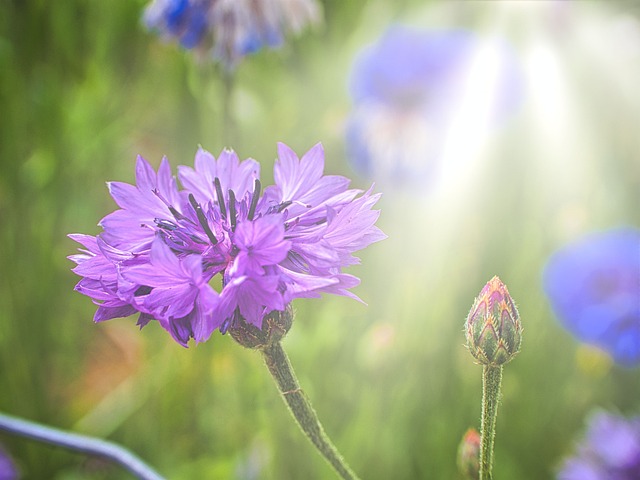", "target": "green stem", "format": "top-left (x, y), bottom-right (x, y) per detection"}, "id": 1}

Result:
top-left (479, 366), bottom-right (503, 480)
top-left (261, 342), bottom-right (360, 480)
top-left (0, 412), bottom-right (164, 480)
